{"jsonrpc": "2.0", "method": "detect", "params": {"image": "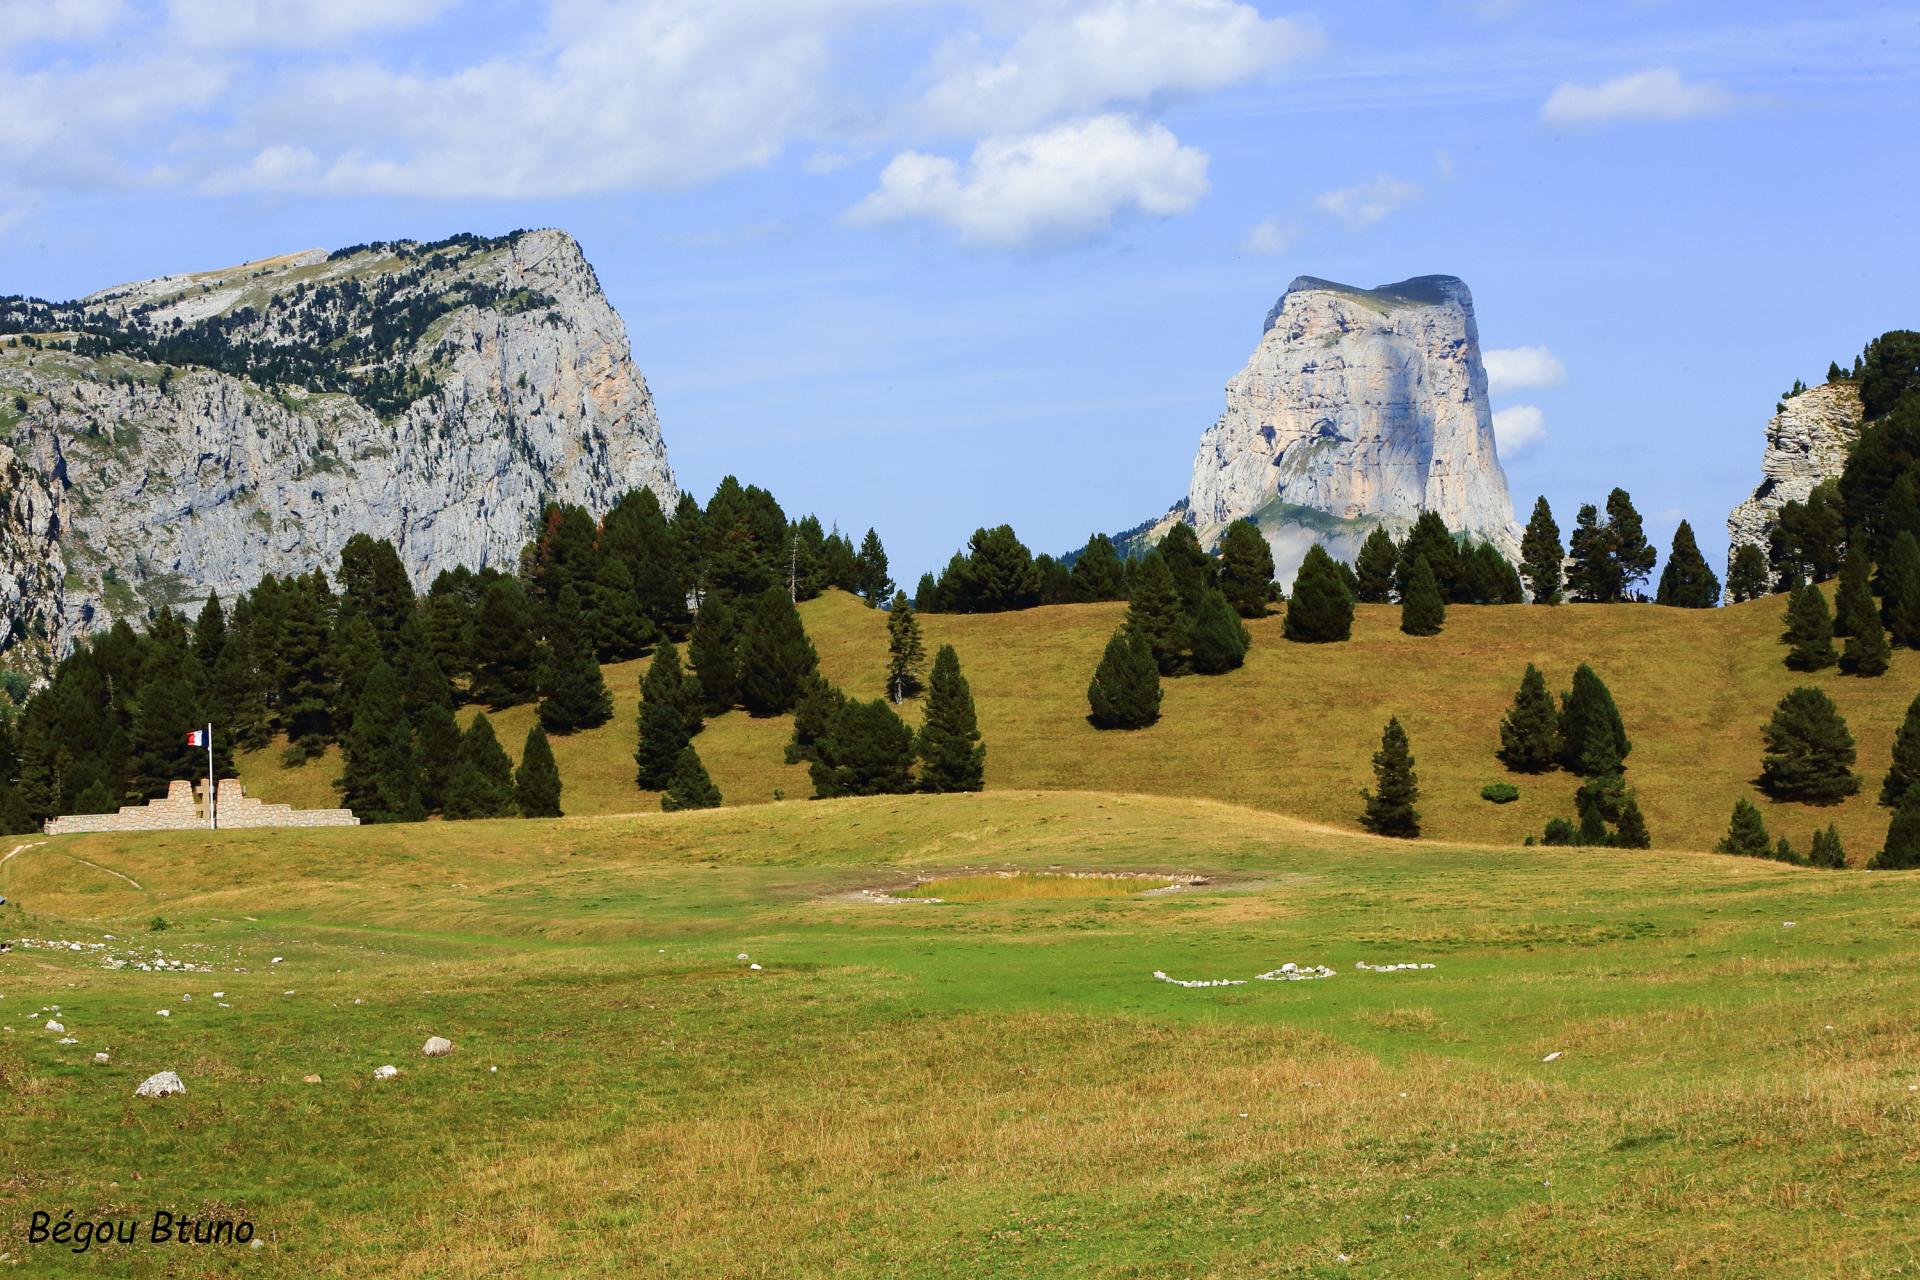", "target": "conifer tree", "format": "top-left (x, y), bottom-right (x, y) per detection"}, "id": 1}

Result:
top-left (1870, 786), bottom-right (1920, 869)
top-left (735, 588), bottom-right (819, 716)
top-left (1217, 520), bottom-right (1276, 617)
top-left (1782, 583), bottom-right (1837, 670)
top-left (913, 572), bottom-right (939, 612)
top-left (1726, 544), bottom-right (1770, 603)
top-left (1360, 716), bottom-right (1420, 838)
top-left (1833, 544), bottom-right (1873, 638)
top-left (1520, 497), bottom-right (1564, 604)
top-left (1498, 664), bottom-right (1559, 773)
top-left (886, 591), bottom-right (927, 701)
top-left (660, 745), bottom-right (722, 811)
top-left (1881, 530), bottom-right (1920, 647)
top-left (1087, 627), bottom-right (1162, 730)
top-left (1655, 520), bottom-right (1721, 607)
top-left (537, 586), bottom-right (614, 733)
top-left (1557, 664), bottom-right (1631, 775)
top-left (1399, 557), bottom-right (1445, 636)
top-left (340, 661), bottom-right (424, 823)
top-left (278, 573), bottom-right (338, 753)
top-left (635, 641), bottom-right (700, 789)
top-left (855, 529), bottom-right (894, 605)
top-left (1606, 488), bottom-right (1658, 597)
top-left (1158, 523), bottom-right (1215, 618)
top-left (1613, 791), bottom-right (1652, 849)
top-left (588, 555), bottom-right (654, 661)
top-left (1284, 545), bottom-right (1354, 643)
top-left (471, 577), bottom-right (540, 708)
top-left (327, 612), bottom-right (381, 734)
top-left (602, 487), bottom-right (690, 636)
top-left (194, 592), bottom-right (228, 674)
top-left (1881, 693), bottom-right (1920, 806)
top-left (337, 534), bottom-right (417, 658)
top-left (515, 725), bottom-right (563, 818)
top-left (916, 645), bottom-right (985, 792)
top-left (785, 673), bottom-right (847, 765)
top-left (810, 698), bottom-right (916, 797)
top-left (1354, 526), bottom-right (1399, 604)
top-left (128, 671), bottom-right (196, 798)
top-left (1459, 543), bottom-right (1525, 605)
top-left (1395, 512), bottom-right (1459, 603)
top-left (1715, 799), bottom-right (1772, 857)
top-left (1809, 824), bottom-right (1846, 869)
top-left (1760, 686), bottom-right (1860, 803)
top-left (414, 700), bottom-right (460, 814)
top-left (1126, 550), bottom-right (1190, 674)
top-left (1567, 504), bottom-right (1621, 602)
top-left (1188, 588), bottom-right (1251, 673)
top-left (1069, 534), bottom-right (1127, 602)
top-left (1841, 604), bottom-right (1891, 676)
top-left (688, 593), bottom-right (741, 715)
top-left (213, 625), bottom-right (270, 750)
top-left (444, 713), bottom-right (517, 820)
